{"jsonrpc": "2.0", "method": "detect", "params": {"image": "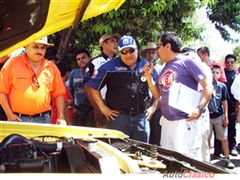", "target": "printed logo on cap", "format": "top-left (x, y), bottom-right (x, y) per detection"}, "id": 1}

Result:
top-left (123, 38), bottom-right (130, 45)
